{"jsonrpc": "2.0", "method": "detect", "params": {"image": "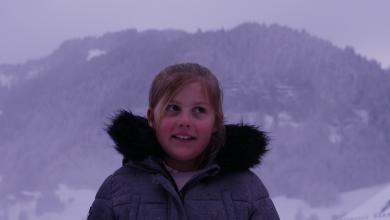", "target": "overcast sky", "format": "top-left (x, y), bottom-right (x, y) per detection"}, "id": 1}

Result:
top-left (1, 0), bottom-right (389, 68)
